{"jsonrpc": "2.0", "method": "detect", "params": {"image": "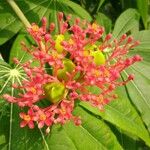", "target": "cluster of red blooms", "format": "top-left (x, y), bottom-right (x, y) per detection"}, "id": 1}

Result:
top-left (3, 12), bottom-right (142, 133)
